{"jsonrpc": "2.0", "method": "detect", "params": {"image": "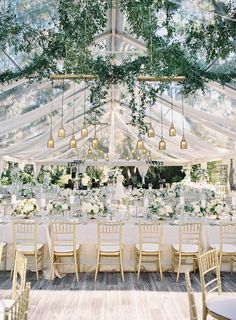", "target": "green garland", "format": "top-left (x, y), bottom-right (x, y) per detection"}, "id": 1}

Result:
top-left (0, 0), bottom-right (235, 132)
